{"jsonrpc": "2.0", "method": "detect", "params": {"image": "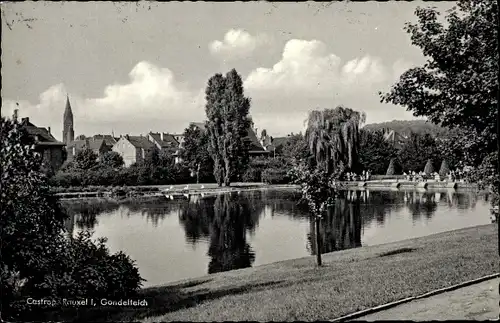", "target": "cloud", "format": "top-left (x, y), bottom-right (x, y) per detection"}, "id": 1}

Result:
top-left (209, 29), bottom-right (268, 60)
top-left (244, 39), bottom-right (390, 97)
top-left (1, 61), bottom-right (205, 141)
